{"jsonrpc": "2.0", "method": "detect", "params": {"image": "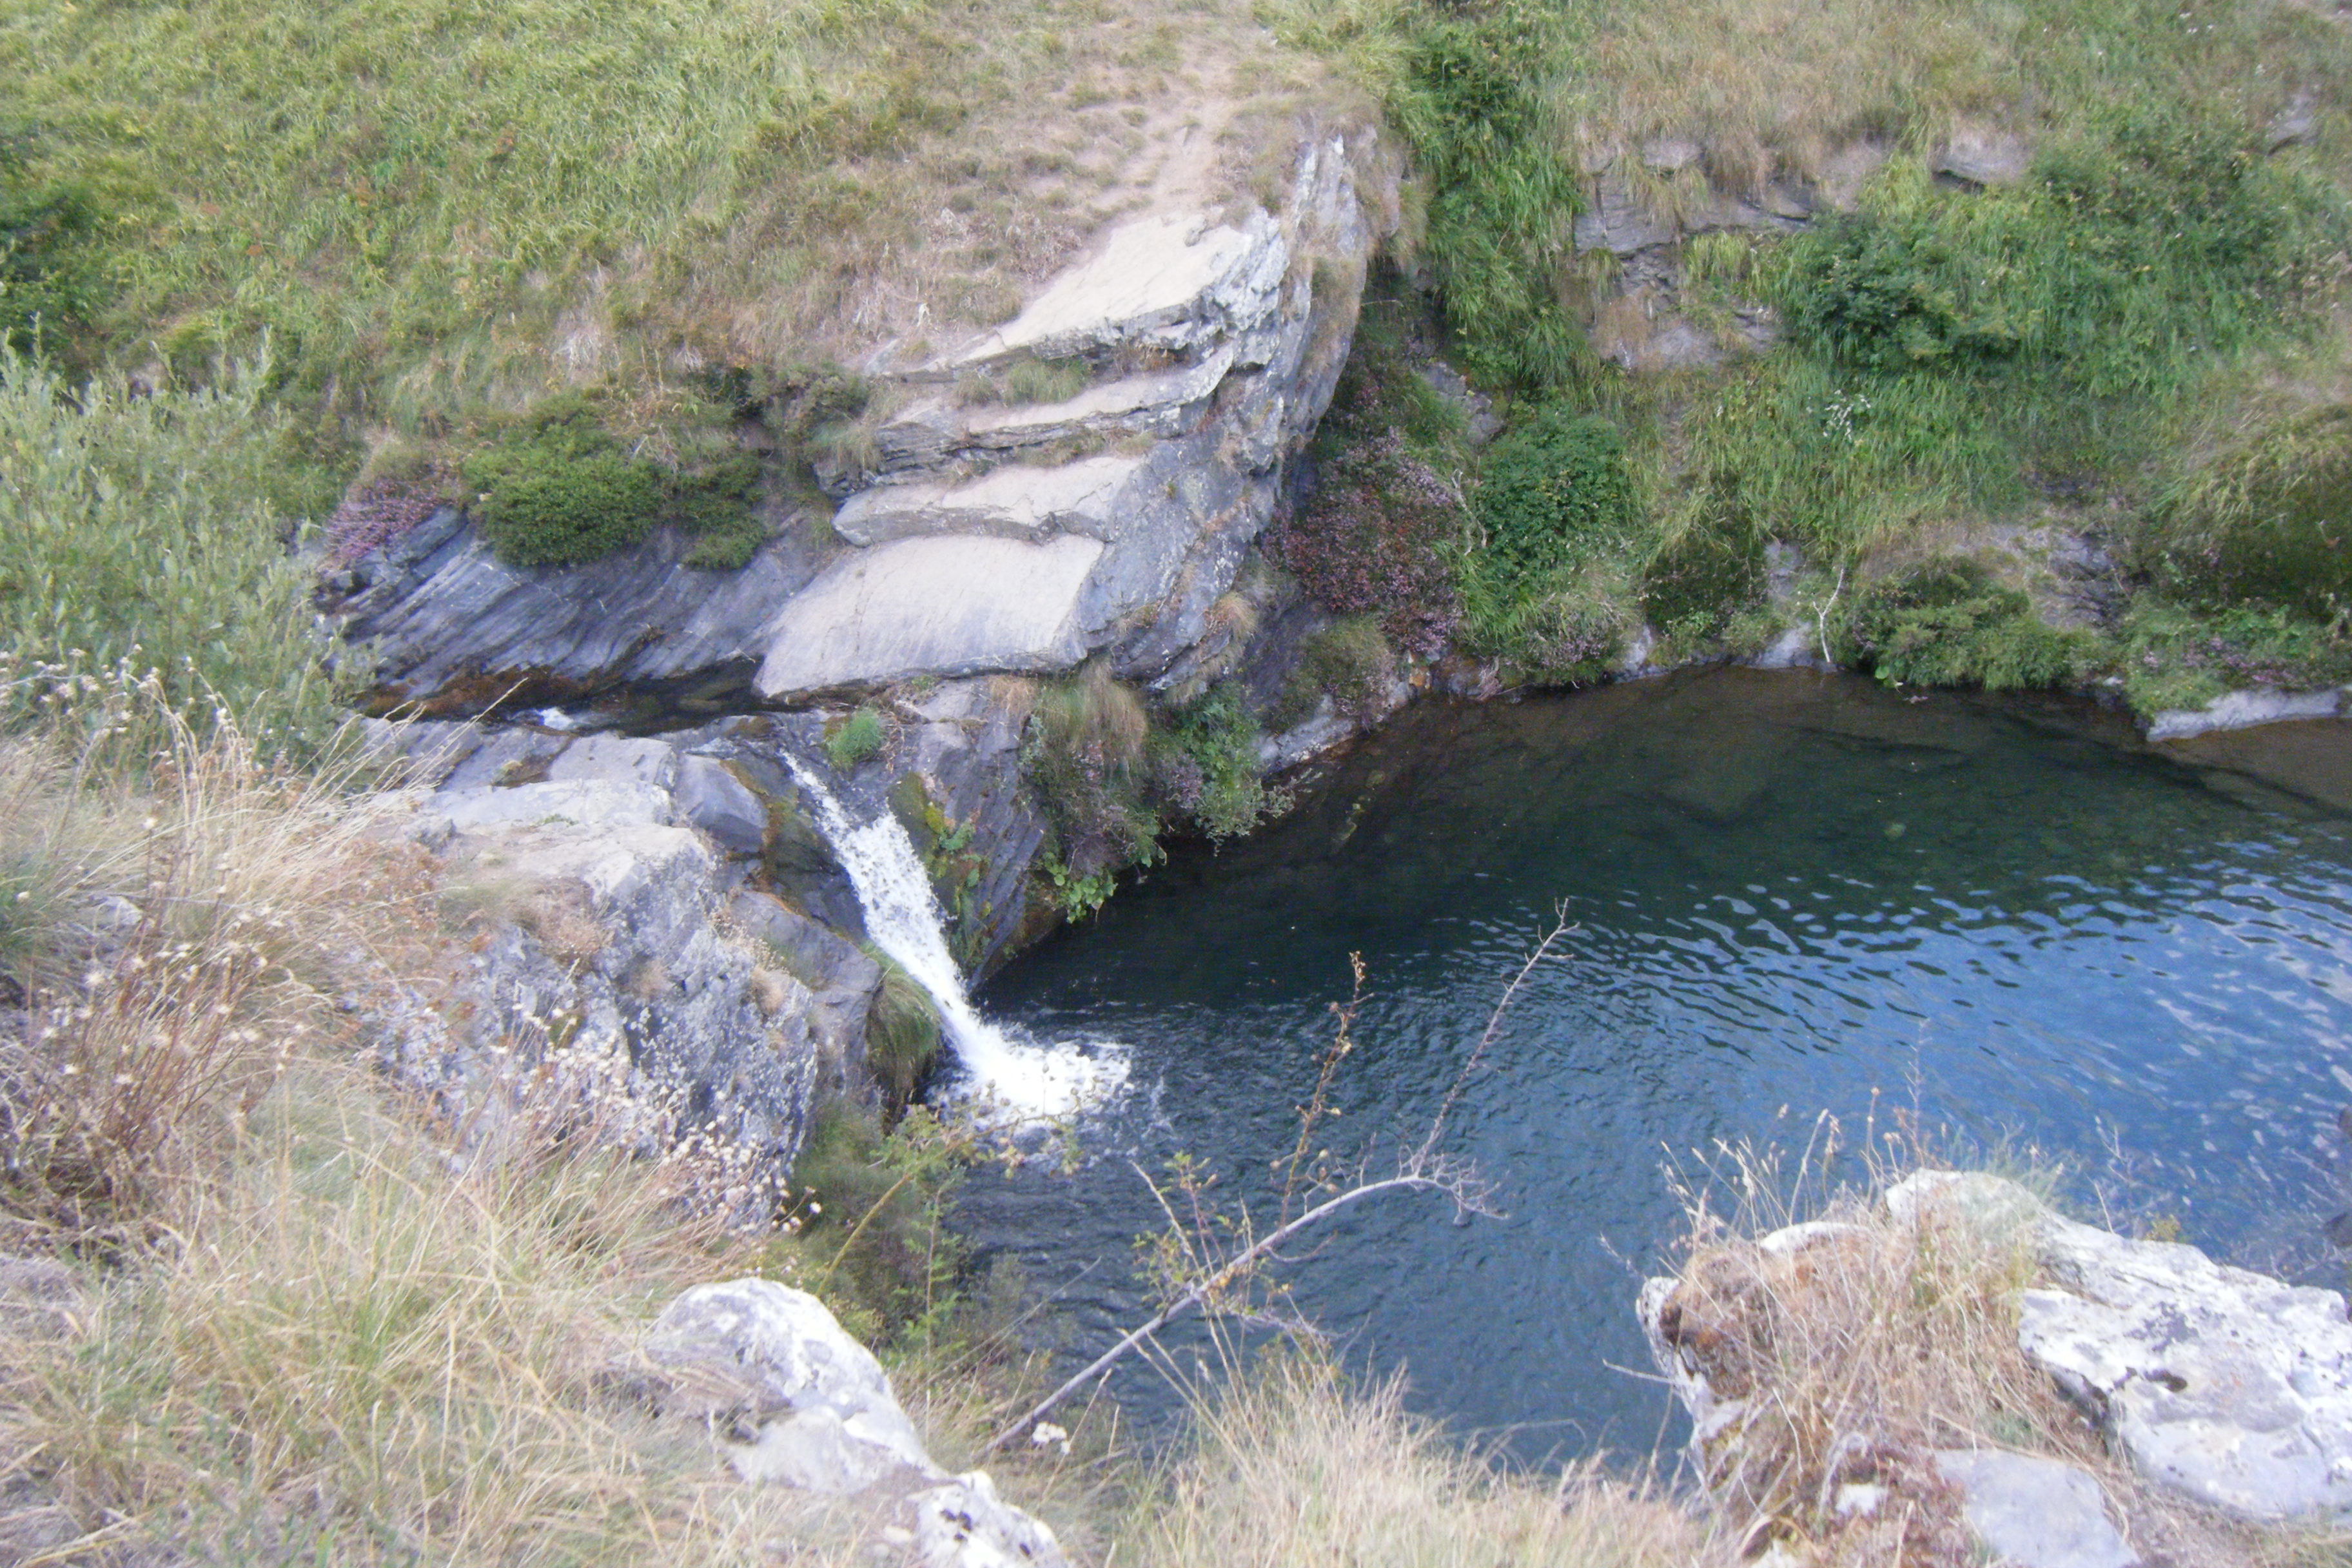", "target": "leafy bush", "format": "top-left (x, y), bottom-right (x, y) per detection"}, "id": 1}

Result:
top-left (1164, 685), bottom-right (1283, 842)
top-left (1838, 558), bottom-right (2093, 691)
top-left (0, 353), bottom-right (350, 757)
top-left (1473, 407), bottom-right (1638, 589)
top-left (825, 706), bottom-right (888, 771)
top-left (1273, 617), bottom-right (1395, 731)
top-left (459, 395), bottom-right (760, 569)
top-left (1782, 107), bottom-right (2342, 404)
top-left (2141, 402), bottom-right (2352, 622)
top-left (0, 130), bottom-right (110, 371)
